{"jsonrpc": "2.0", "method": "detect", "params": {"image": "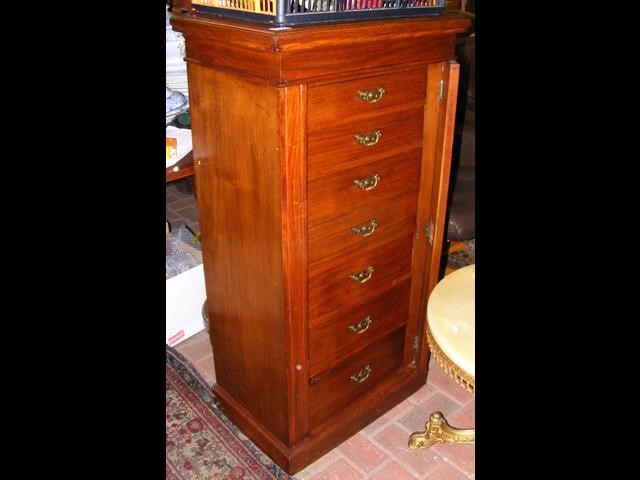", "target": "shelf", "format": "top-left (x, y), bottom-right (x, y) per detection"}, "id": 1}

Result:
top-left (166, 150), bottom-right (194, 183)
